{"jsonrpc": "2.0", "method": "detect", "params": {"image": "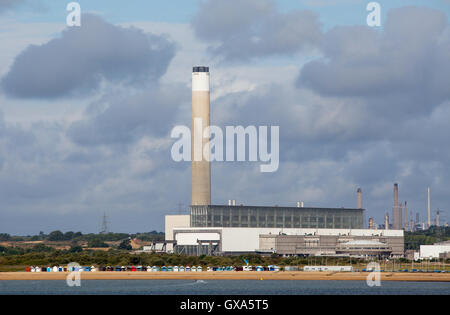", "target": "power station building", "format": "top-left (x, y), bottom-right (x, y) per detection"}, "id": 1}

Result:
top-left (164, 66), bottom-right (404, 258)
